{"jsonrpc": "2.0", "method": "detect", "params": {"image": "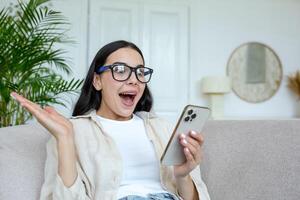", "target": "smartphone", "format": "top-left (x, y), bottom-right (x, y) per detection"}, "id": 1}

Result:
top-left (160, 105), bottom-right (210, 166)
